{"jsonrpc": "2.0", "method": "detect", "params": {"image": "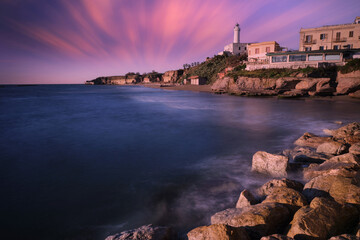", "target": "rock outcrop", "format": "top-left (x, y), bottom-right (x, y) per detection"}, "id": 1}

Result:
top-left (294, 132), bottom-right (333, 149)
top-left (187, 224), bottom-right (250, 240)
top-left (162, 70), bottom-right (184, 83)
top-left (251, 151), bottom-right (289, 177)
top-left (236, 189), bottom-right (257, 208)
top-left (255, 178), bottom-right (304, 197)
top-left (336, 70), bottom-right (360, 95)
top-left (105, 225), bottom-right (172, 240)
